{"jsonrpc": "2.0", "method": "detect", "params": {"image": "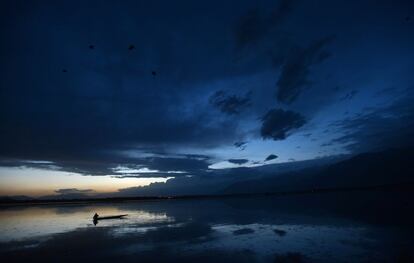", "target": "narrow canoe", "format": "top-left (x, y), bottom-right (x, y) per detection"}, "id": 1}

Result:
top-left (95, 214), bottom-right (128, 220)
